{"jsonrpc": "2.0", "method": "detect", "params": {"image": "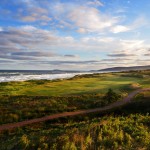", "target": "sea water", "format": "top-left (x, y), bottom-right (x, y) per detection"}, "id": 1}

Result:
top-left (0, 70), bottom-right (87, 82)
